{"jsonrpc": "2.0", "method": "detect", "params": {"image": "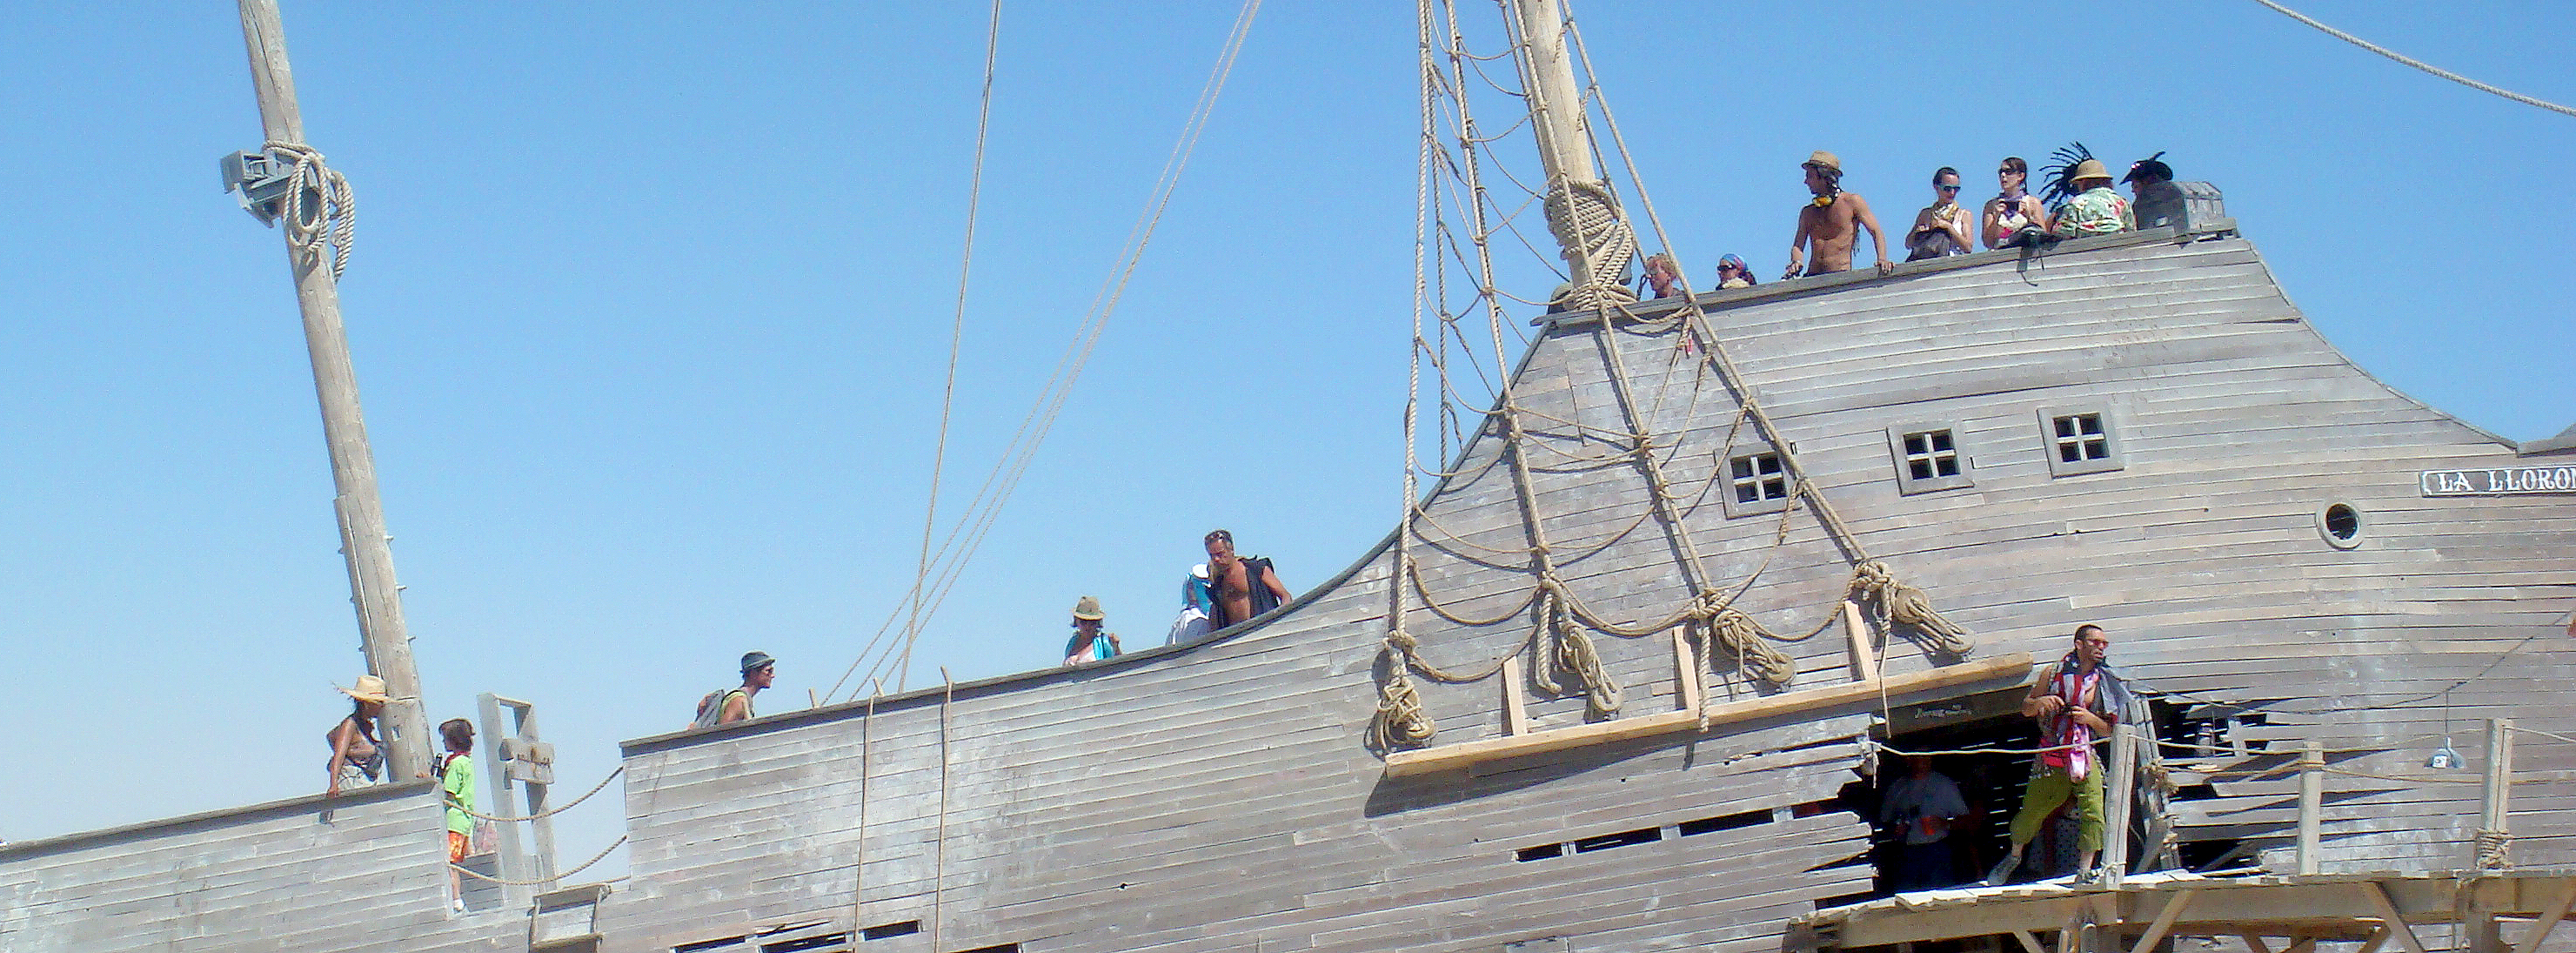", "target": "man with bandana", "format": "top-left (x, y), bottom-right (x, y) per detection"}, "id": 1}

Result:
top-left (1988, 624), bottom-right (2130, 885)
top-left (1784, 151), bottom-right (1894, 279)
